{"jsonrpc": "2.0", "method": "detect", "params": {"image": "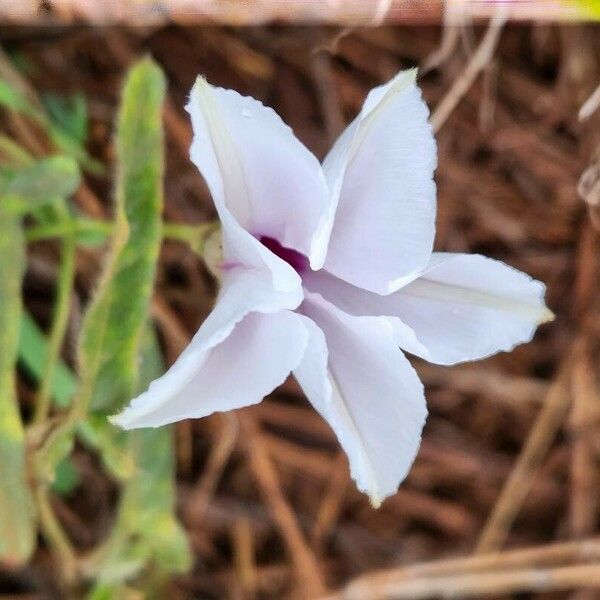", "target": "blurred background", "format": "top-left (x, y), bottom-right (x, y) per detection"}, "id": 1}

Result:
top-left (1, 10), bottom-right (600, 600)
